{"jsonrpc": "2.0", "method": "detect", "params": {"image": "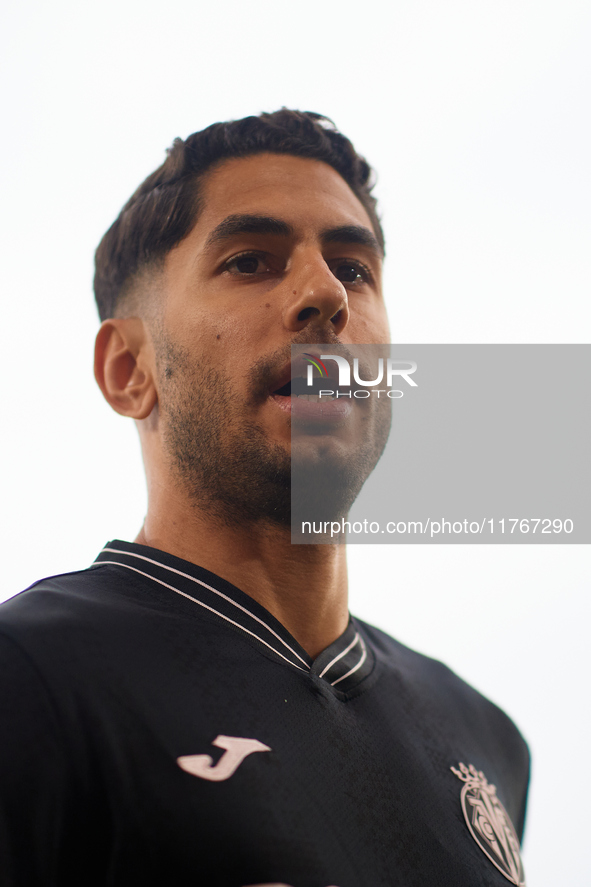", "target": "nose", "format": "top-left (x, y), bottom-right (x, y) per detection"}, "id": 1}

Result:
top-left (282, 254), bottom-right (350, 337)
